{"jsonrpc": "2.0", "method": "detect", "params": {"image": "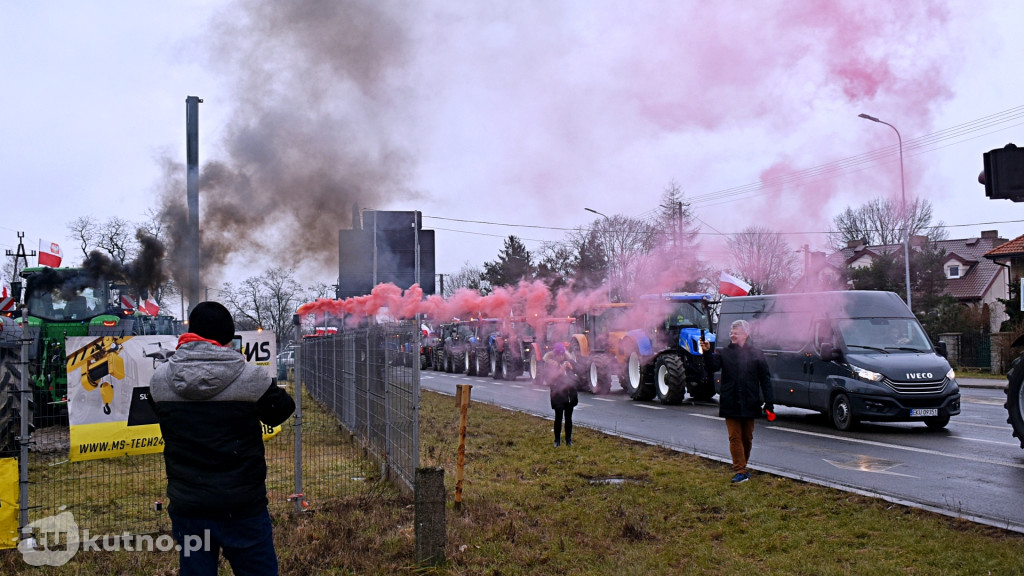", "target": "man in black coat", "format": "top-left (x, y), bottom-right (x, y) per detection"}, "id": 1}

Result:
top-left (151, 301), bottom-right (295, 575)
top-left (700, 319), bottom-right (774, 484)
